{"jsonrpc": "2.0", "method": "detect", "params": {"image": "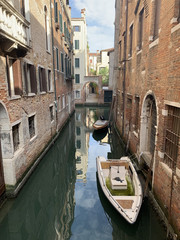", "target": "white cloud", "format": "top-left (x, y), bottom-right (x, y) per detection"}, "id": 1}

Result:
top-left (73, 0), bottom-right (115, 28)
top-left (71, 0), bottom-right (115, 52)
top-left (87, 25), bottom-right (114, 52)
